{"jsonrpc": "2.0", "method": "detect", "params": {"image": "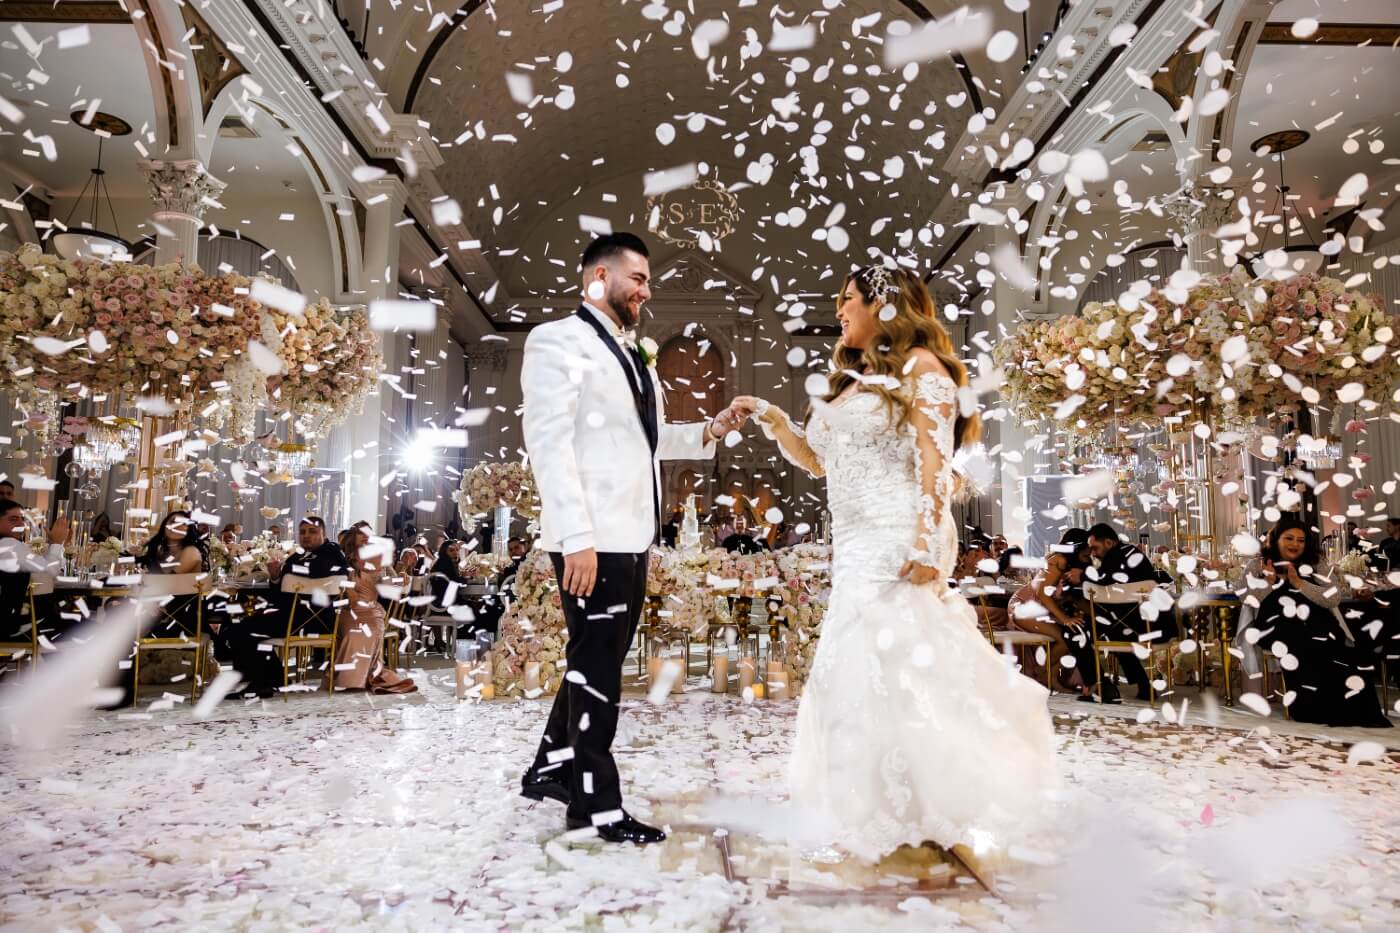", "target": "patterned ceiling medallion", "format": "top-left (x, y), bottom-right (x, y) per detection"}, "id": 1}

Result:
top-left (646, 180), bottom-right (740, 249)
